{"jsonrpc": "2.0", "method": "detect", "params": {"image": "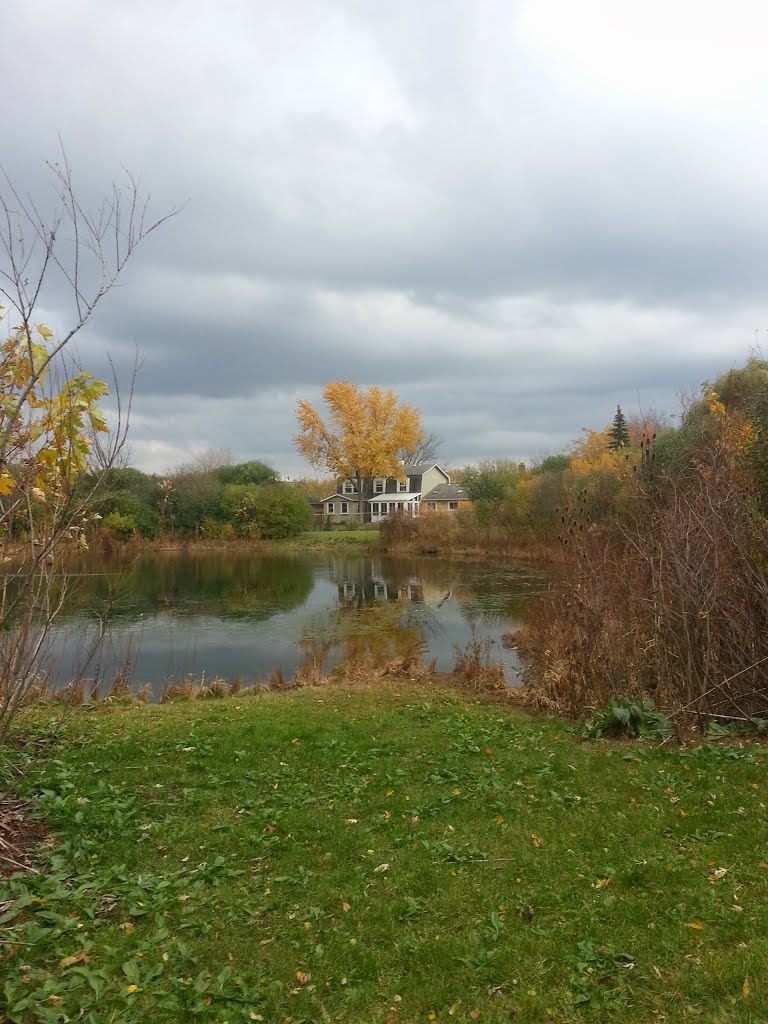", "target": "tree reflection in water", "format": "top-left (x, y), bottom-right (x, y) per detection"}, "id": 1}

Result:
top-left (40, 552), bottom-right (539, 691)
top-left (299, 559), bottom-right (452, 676)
